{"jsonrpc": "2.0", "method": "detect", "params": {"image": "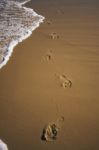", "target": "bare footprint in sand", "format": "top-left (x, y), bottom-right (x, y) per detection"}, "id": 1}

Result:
top-left (49, 32), bottom-right (59, 40)
top-left (46, 19), bottom-right (52, 25)
top-left (41, 116), bottom-right (64, 142)
top-left (56, 74), bottom-right (72, 88)
top-left (42, 50), bottom-right (53, 62)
